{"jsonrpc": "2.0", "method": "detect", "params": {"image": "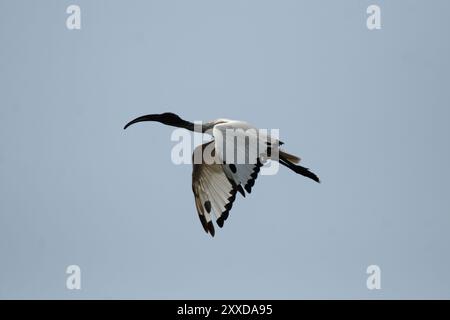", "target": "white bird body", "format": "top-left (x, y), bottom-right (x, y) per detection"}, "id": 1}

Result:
top-left (124, 112), bottom-right (319, 237)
